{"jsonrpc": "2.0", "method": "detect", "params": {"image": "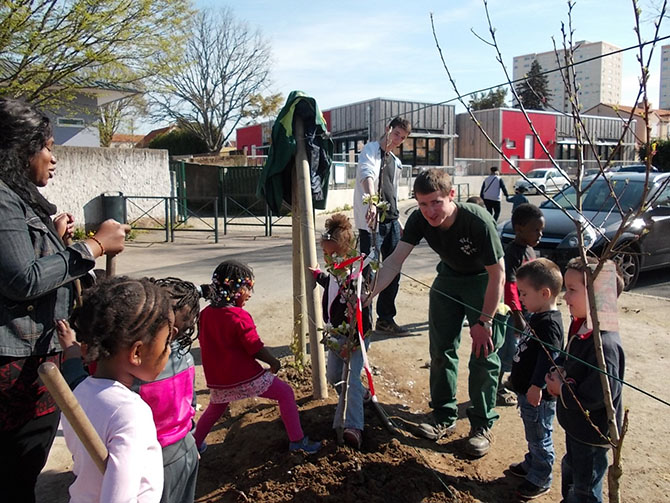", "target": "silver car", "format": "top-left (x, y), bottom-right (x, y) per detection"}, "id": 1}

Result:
top-left (514, 167), bottom-right (571, 194)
